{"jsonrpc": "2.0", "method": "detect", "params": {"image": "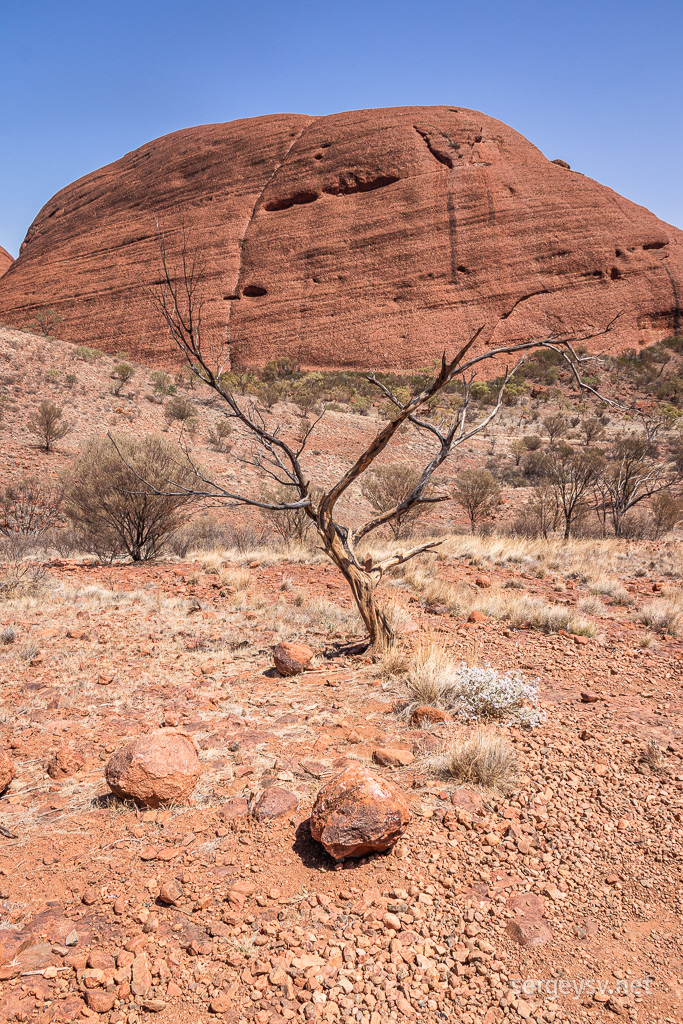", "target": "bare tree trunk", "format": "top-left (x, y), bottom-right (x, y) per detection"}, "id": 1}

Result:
top-left (322, 529), bottom-right (395, 652)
